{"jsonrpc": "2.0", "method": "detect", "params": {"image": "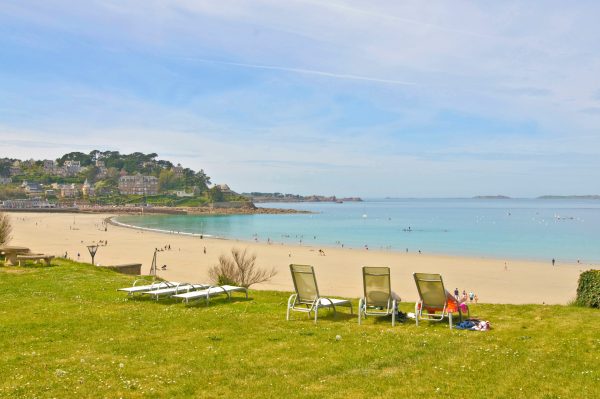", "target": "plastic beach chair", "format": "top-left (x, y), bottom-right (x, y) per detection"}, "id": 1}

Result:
top-left (286, 264), bottom-right (353, 324)
top-left (173, 285), bottom-right (248, 305)
top-left (118, 280), bottom-right (182, 297)
top-left (413, 272), bottom-right (469, 329)
top-left (358, 266), bottom-right (398, 326)
top-left (141, 283), bottom-right (209, 300)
